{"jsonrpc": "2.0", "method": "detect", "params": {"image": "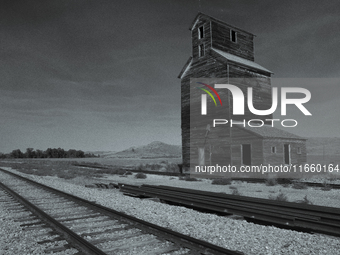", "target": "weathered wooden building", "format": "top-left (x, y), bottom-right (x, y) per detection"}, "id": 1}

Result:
top-left (178, 13), bottom-right (307, 171)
